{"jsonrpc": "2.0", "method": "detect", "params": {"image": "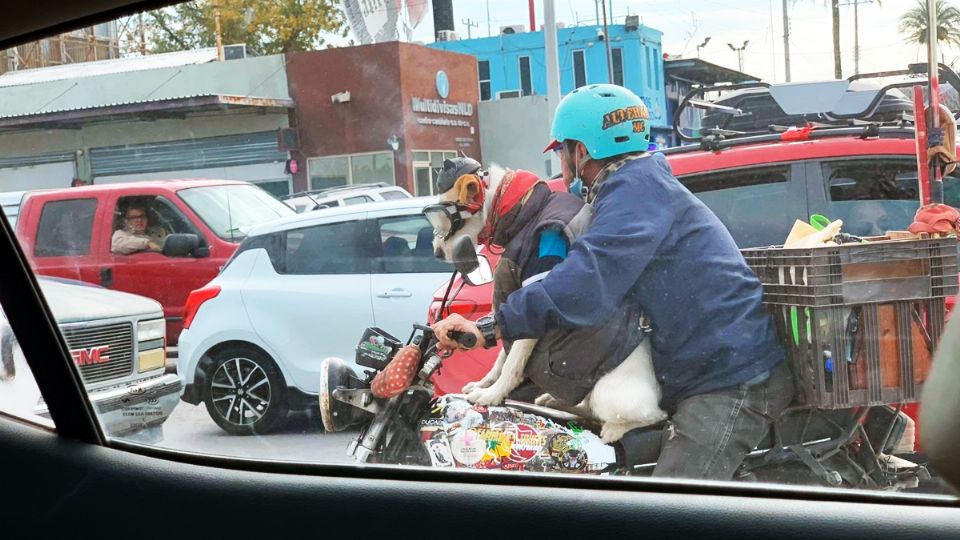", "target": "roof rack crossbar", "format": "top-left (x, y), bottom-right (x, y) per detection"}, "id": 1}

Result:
top-left (672, 62), bottom-right (960, 146)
